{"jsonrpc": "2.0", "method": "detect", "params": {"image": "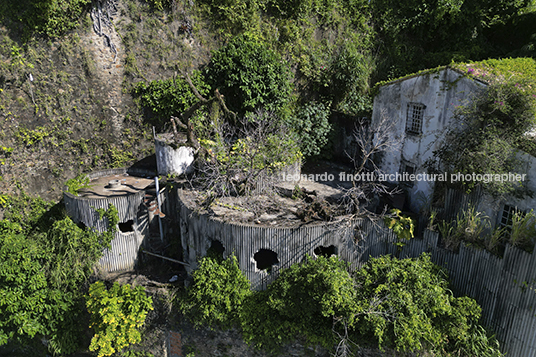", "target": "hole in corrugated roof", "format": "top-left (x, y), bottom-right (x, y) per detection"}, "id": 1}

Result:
top-left (254, 249), bottom-right (279, 271)
top-left (207, 240), bottom-right (225, 261)
top-left (118, 219), bottom-right (134, 233)
top-left (313, 245), bottom-right (338, 258)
